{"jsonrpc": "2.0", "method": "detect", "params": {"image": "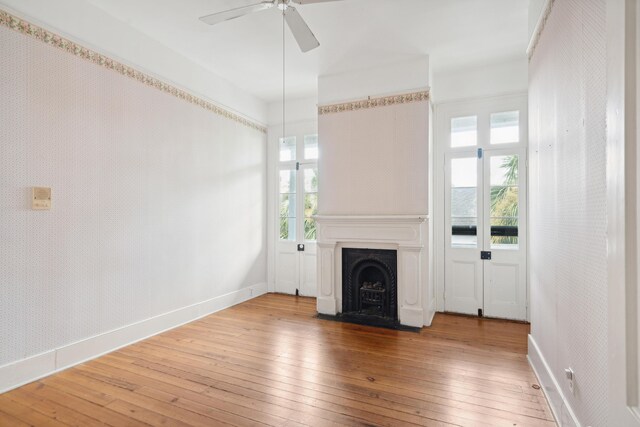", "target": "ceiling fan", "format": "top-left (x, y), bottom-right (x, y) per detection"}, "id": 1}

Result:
top-left (199, 0), bottom-right (342, 52)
